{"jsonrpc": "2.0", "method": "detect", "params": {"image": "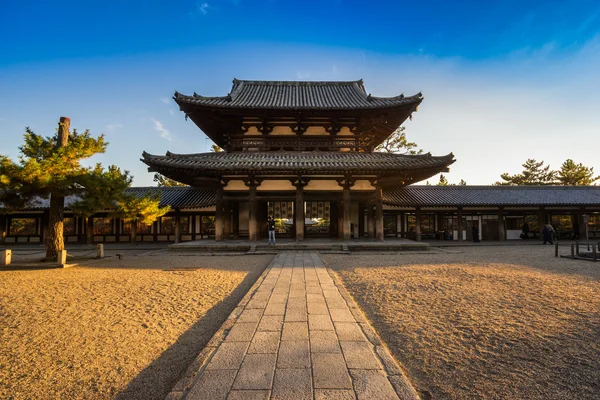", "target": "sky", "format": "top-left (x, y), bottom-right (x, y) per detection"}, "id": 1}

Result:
top-left (1, 0), bottom-right (600, 186)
